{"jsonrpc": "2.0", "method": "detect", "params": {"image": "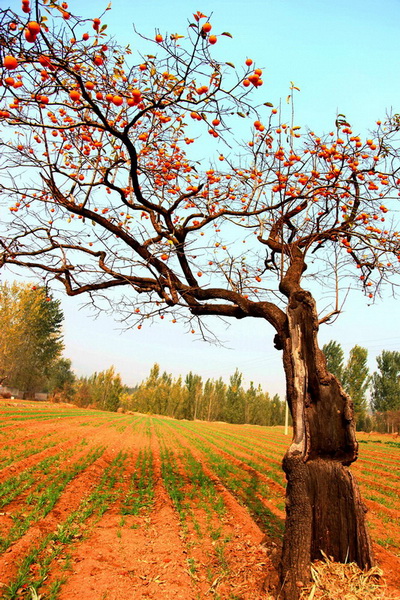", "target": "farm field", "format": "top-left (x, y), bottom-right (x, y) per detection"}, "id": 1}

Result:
top-left (0, 400), bottom-right (399, 600)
